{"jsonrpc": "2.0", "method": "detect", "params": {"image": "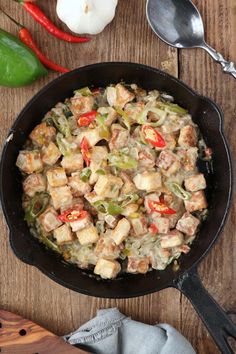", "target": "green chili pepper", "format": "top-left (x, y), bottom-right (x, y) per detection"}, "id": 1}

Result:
top-left (137, 107), bottom-right (167, 126)
top-left (51, 113), bottom-right (71, 137)
top-left (74, 87), bottom-right (92, 96)
top-left (24, 192), bottom-right (50, 225)
top-left (115, 107), bottom-right (131, 130)
top-left (157, 102), bottom-right (188, 115)
top-left (166, 182), bottom-right (191, 200)
top-left (108, 152), bottom-right (137, 170)
top-left (93, 200), bottom-right (123, 216)
top-left (56, 133), bottom-right (72, 156)
top-left (80, 167), bottom-right (91, 182)
top-left (40, 234), bottom-right (61, 253)
top-left (96, 115), bottom-right (111, 140)
top-left (0, 29), bottom-right (47, 87)
top-left (96, 169), bottom-right (106, 175)
top-left (118, 194), bottom-right (139, 207)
